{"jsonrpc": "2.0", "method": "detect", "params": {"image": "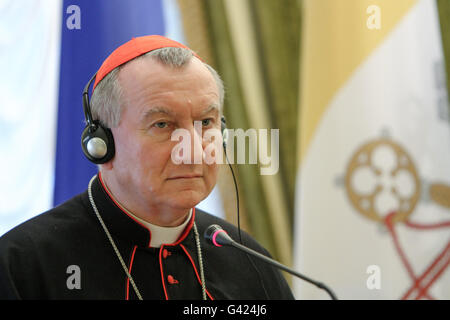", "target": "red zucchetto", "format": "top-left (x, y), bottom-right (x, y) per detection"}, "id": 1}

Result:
top-left (93, 35), bottom-right (200, 90)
